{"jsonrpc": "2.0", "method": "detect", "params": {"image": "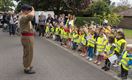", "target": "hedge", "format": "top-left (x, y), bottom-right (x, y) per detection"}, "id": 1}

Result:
top-left (75, 17), bottom-right (100, 27)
